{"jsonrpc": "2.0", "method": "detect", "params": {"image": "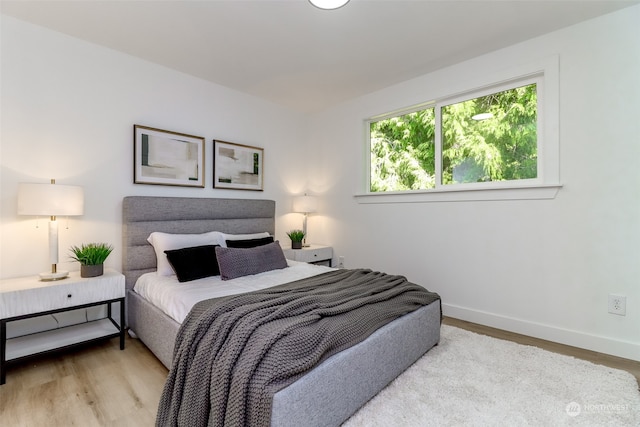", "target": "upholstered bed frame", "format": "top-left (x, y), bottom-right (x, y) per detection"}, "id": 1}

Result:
top-left (122, 196), bottom-right (441, 426)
